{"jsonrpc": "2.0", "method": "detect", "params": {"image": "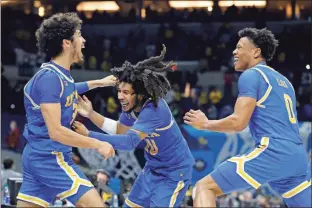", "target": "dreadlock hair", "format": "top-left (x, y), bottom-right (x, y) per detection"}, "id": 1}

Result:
top-left (35, 12), bottom-right (82, 58)
top-left (238, 28), bottom-right (279, 61)
top-left (111, 44), bottom-right (175, 107)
